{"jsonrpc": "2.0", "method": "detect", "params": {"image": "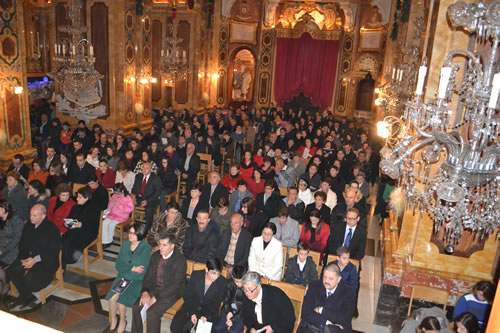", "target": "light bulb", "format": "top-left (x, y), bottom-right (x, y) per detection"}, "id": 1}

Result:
top-left (151, 77), bottom-right (157, 83)
top-left (14, 86), bottom-right (23, 94)
top-left (377, 121), bottom-right (389, 138)
top-left (437, 181), bottom-right (465, 203)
